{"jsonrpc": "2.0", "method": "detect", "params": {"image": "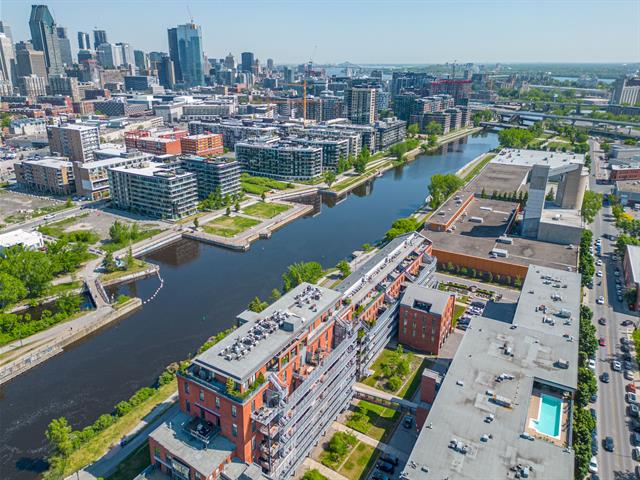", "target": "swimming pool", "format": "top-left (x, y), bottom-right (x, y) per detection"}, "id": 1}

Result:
top-left (530, 394), bottom-right (562, 438)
